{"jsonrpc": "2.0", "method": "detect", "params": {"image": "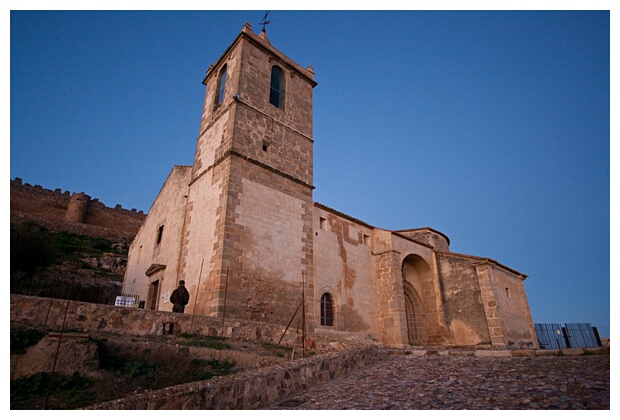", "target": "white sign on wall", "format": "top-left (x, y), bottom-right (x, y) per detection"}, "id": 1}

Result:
top-left (115, 296), bottom-right (136, 307)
